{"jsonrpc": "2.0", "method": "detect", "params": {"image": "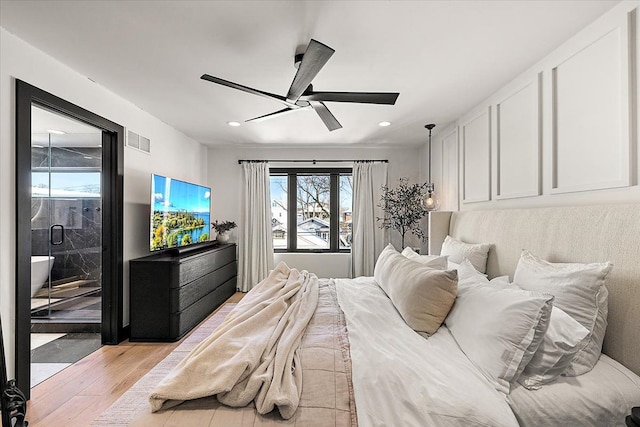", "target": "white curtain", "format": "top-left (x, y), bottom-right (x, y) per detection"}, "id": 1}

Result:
top-left (239, 162), bottom-right (274, 292)
top-left (351, 161), bottom-right (388, 277)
